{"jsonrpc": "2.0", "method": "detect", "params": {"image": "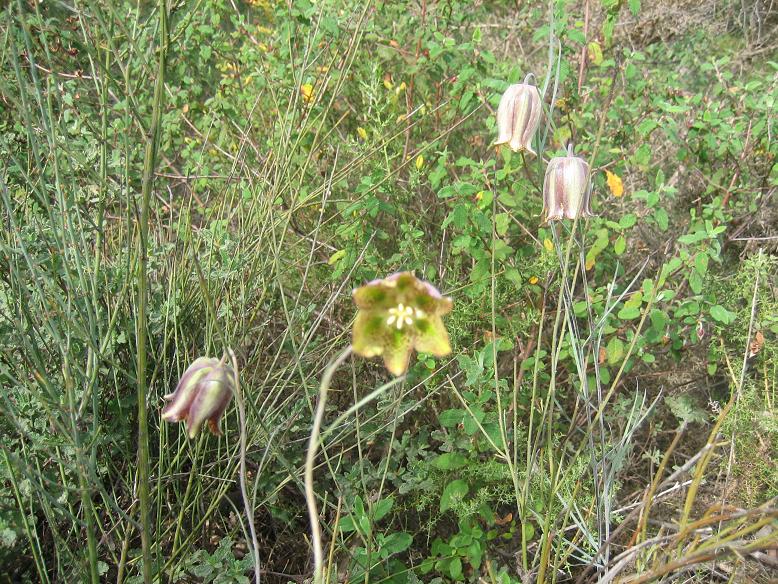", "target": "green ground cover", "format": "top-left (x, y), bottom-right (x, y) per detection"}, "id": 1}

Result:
top-left (1, 0), bottom-right (776, 582)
